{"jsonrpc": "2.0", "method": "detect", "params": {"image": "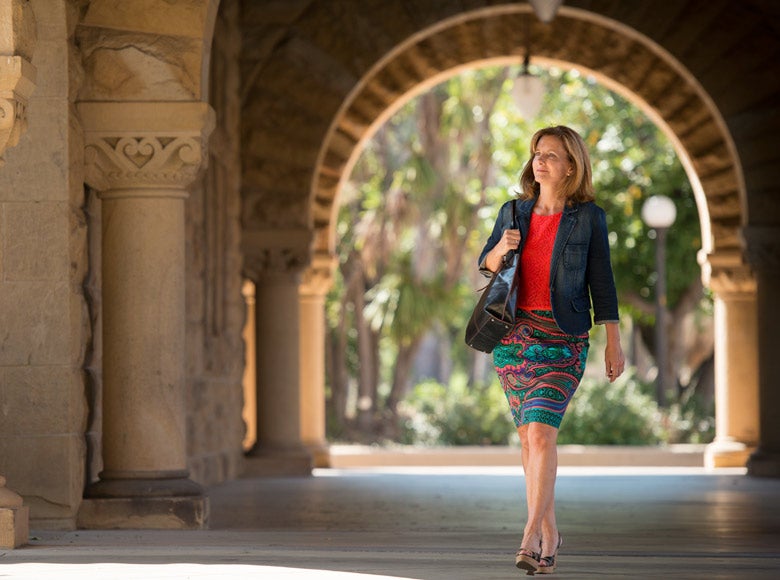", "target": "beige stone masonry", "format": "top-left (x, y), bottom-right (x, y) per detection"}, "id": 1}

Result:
top-left (0, 476), bottom-right (28, 548)
top-left (77, 101), bottom-right (215, 528)
top-left (76, 0), bottom-right (219, 102)
top-left (0, 0), bottom-right (36, 549)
